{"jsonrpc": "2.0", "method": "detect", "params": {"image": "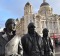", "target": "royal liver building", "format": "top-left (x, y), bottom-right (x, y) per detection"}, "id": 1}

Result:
top-left (16, 0), bottom-right (60, 37)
